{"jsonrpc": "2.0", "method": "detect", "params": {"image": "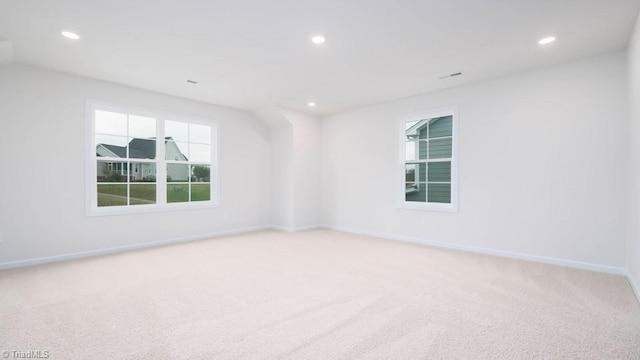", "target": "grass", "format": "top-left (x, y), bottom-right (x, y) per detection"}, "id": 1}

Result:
top-left (167, 184), bottom-right (189, 203)
top-left (98, 184), bottom-right (156, 207)
top-left (130, 184), bottom-right (157, 205)
top-left (98, 183), bottom-right (211, 206)
top-left (167, 183), bottom-right (210, 203)
top-left (191, 184), bottom-right (211, 202)
top-left (97, 184), bottom-right (127, 207)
